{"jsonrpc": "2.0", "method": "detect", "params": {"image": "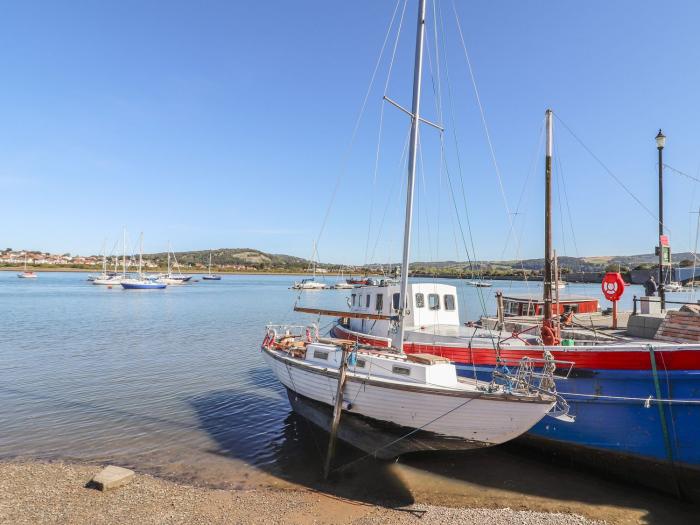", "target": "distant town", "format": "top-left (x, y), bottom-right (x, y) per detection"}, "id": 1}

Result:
top-left (2, 246), bottom-right (698, 283)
